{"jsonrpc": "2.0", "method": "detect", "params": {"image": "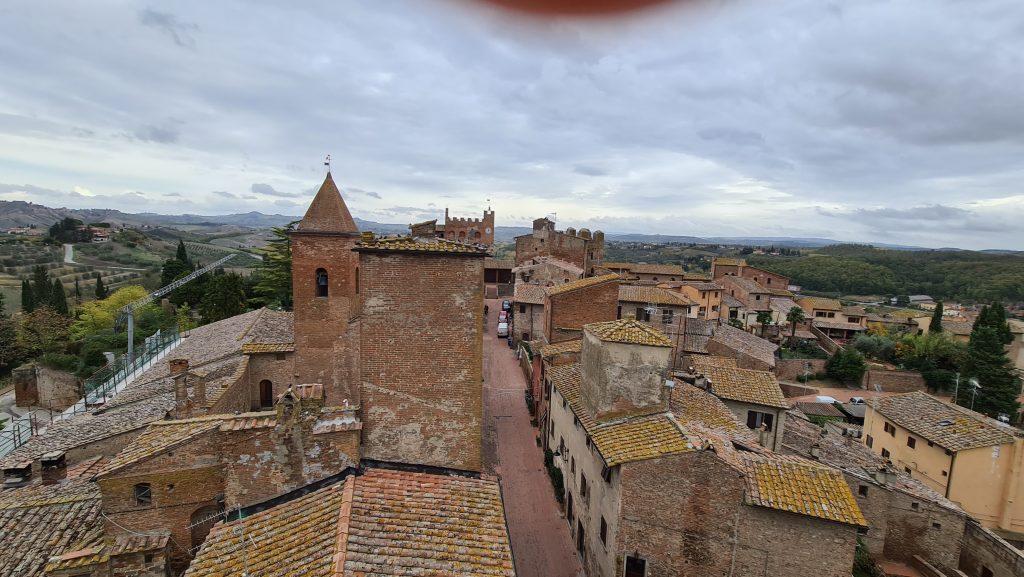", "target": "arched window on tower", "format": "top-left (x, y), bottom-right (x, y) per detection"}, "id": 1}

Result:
top-left (315, 268), bottom-right (328, 298)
